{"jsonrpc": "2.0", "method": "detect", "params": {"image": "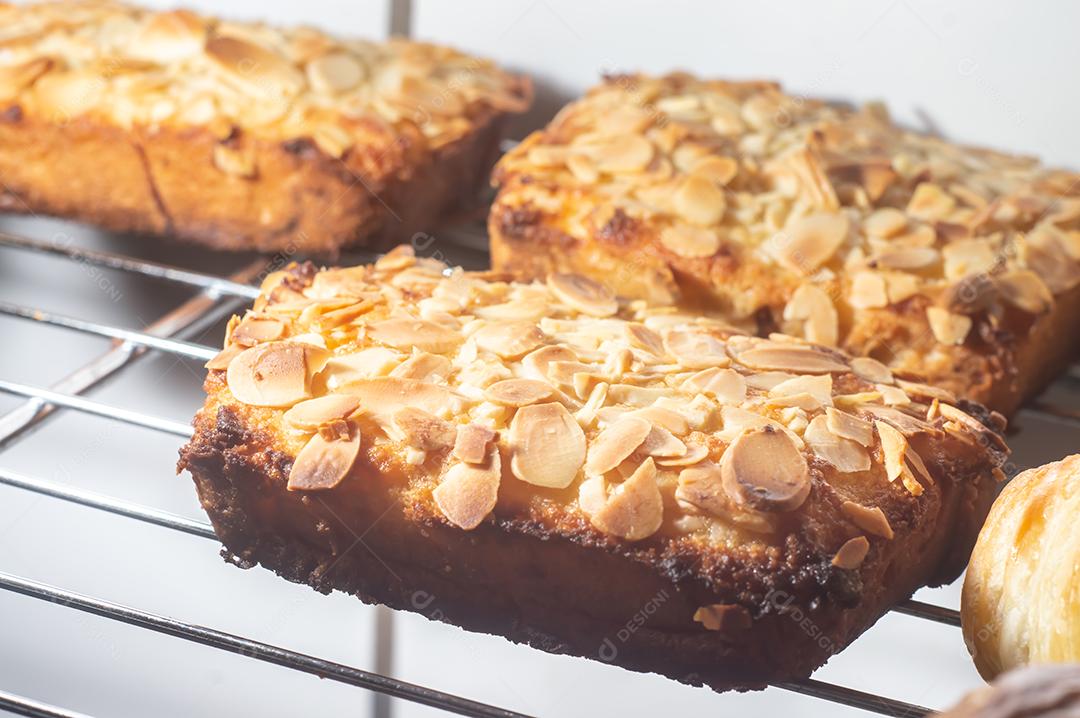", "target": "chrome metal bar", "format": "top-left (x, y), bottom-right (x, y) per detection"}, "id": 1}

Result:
top-left (0, 259), bottom-right (264, 446)
top-left (777, 679), bottom-right (929, 717)
top-left (0, 689), bottom-right (94, 718)
top-left (894, 600), bottom-right (961, 627)
top-left (0, 380), bottom-right (193, 438)
top-left (0, 231), bottom-right (261, 299)
top-left (0, 301), bottom-right (218, 361)
top-left (0, 572), bottom-right (533, 718)
top-left (0, 469), bottom-right (214, 540)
